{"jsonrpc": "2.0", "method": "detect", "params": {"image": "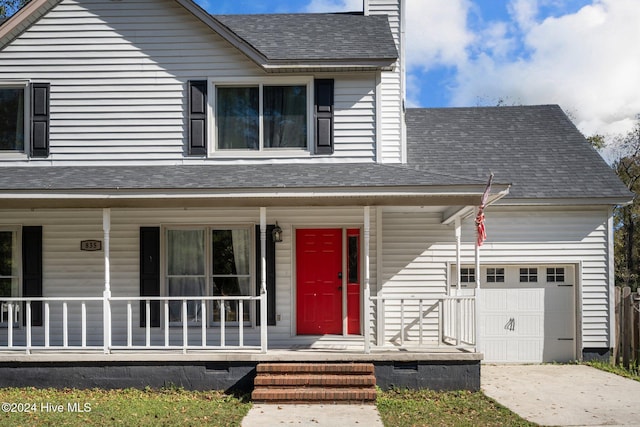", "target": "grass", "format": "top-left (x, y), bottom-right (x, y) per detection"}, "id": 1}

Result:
top-left (584, 360), bottom-right (640, 382)
top-left (0, 386), bottom-right (538, 427)
top-left (0, 387), bottom-right (251, 427)
top-left (376, 388), bottom-right (538, 427)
